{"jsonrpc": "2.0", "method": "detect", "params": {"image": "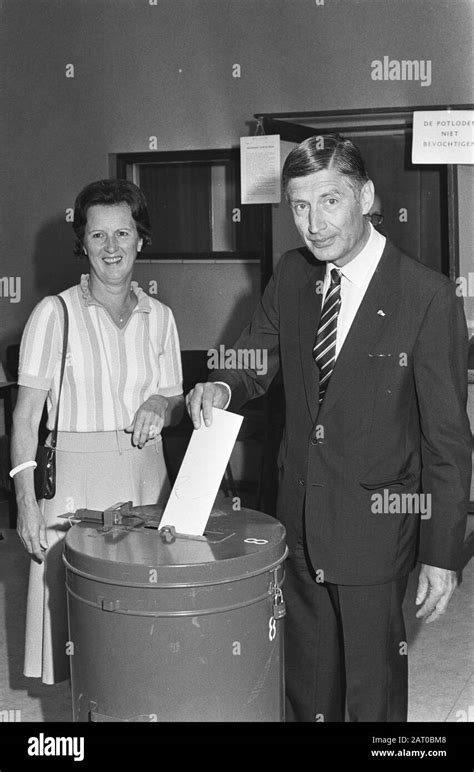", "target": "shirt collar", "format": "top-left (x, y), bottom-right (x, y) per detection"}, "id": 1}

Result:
top-left (326, 223), bottom-right (386, 288)
top-left (79, 274), bottom-right (151, 313)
